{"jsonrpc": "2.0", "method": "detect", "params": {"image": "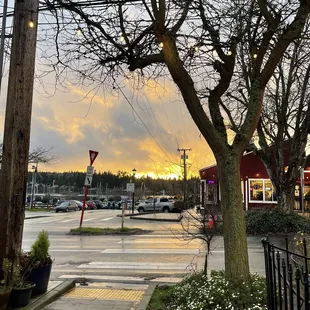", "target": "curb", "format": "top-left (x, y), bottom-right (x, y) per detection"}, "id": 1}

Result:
top-left (136, 283), bottom-right (157, 310)
top-left (117, 212), bottom-right (156, 217)
top-left (24, 216), bottom-right (50, 220)
top-left (23, 280), bottom-right (75, 310)
top-left (130, 214), bottom-right (183, 222)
